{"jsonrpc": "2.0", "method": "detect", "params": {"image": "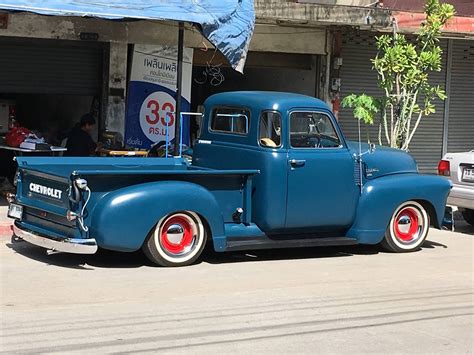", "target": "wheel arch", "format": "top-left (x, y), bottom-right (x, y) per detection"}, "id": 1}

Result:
top-left (414, 199), bottom-right (438, 228)
top-left (347, 174), bottom-right (451, 244)
top-left (90, 180), bottom-right (225, 252)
